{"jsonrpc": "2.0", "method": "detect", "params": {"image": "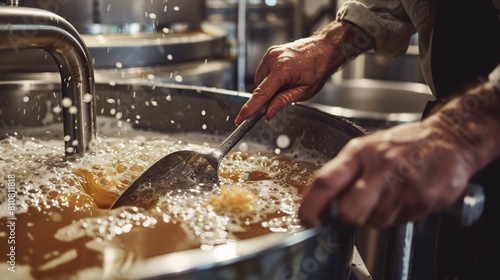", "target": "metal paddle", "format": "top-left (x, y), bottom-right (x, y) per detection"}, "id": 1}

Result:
top-left (110, 103), bottom-right (268, 210)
